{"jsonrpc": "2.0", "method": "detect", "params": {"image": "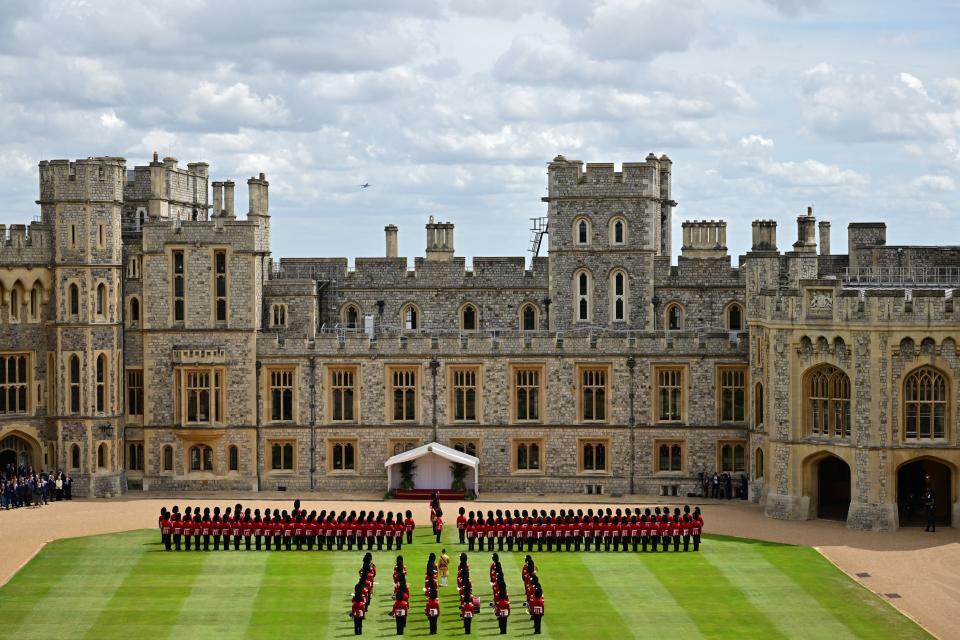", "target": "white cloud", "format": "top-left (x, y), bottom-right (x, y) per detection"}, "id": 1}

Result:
top-left (185, 82), bottom-right (289, 127)
top-left (912, 175), bottom-right (956, 192)
top-left (740, 134), bottom-right (774, 150)
top-left (760, 0), bottom-right (822, 16)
